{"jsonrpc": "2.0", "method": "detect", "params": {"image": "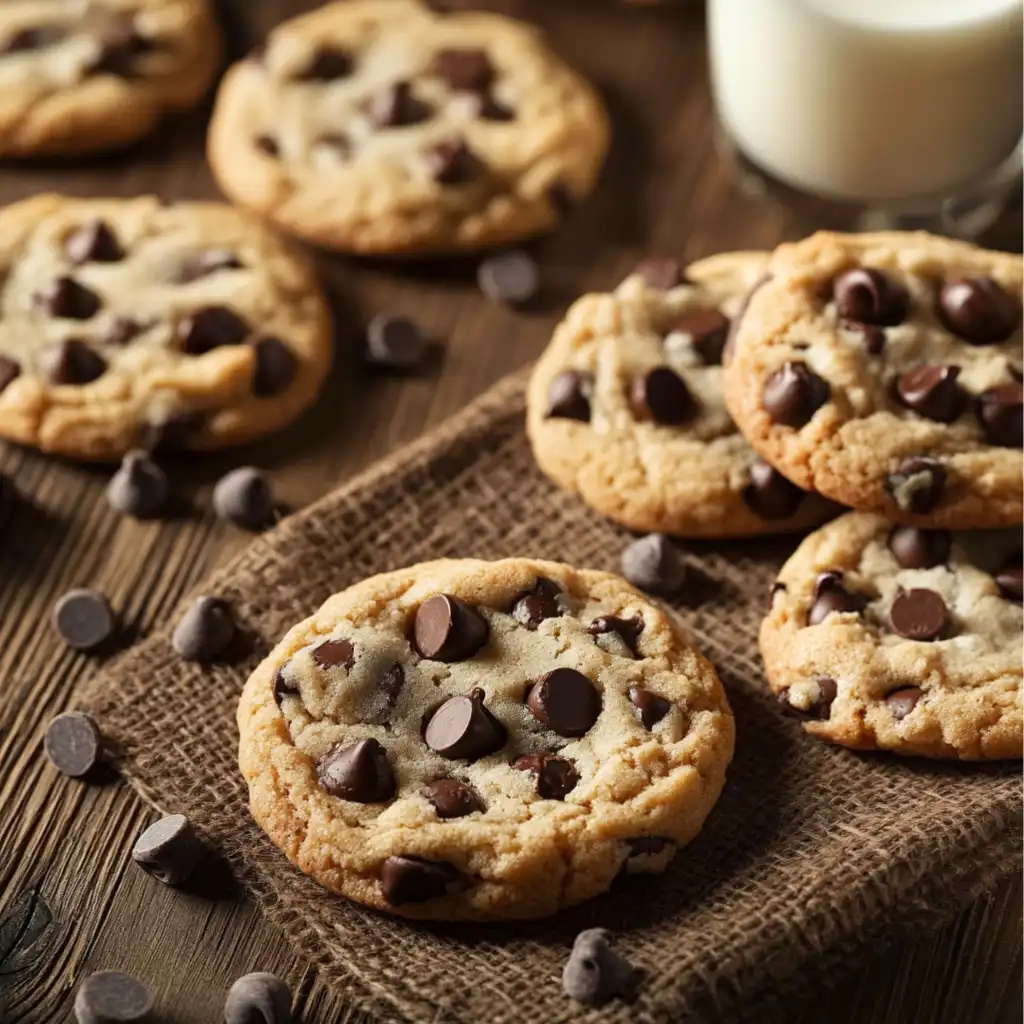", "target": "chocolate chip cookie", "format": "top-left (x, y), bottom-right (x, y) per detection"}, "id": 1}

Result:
top-left (0, 194), bottom-right (332, 459)
top-left (526, 252), bottom-right (837, 537)
top-left (0, 0), bottom-right (220, 157)
top-left (723, 231), bottom-right (1023, 529)
top-left (237, 558), bottom-right (735, 920)
top-left (762, 512), bottom-right (1022, 760)
top-left (207, 0), bottom-right (609, 254)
